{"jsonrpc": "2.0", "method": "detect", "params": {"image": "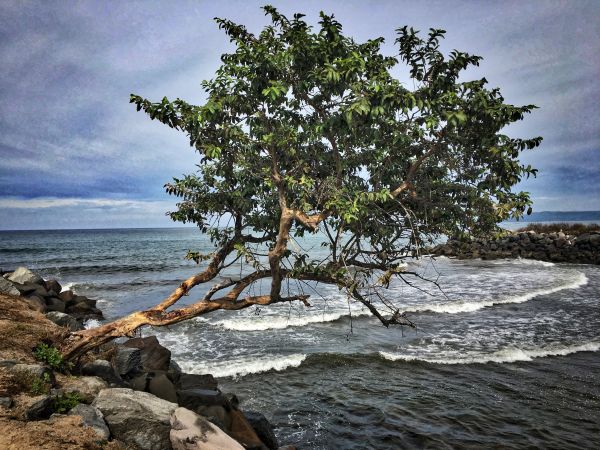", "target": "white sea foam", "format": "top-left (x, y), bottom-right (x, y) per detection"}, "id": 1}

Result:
top-left (84, 318), bottom-right (102, 329)
top-left (212, 309), bottom-right (371, 331)
top-left (178, 353), bottom-right (307, 378)
top-left (379, 341), bottom-right (600, 365)
top-left (406, 271), bottom-right (588, 314)
top-left (62, 282), bottom-right (75, 292)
